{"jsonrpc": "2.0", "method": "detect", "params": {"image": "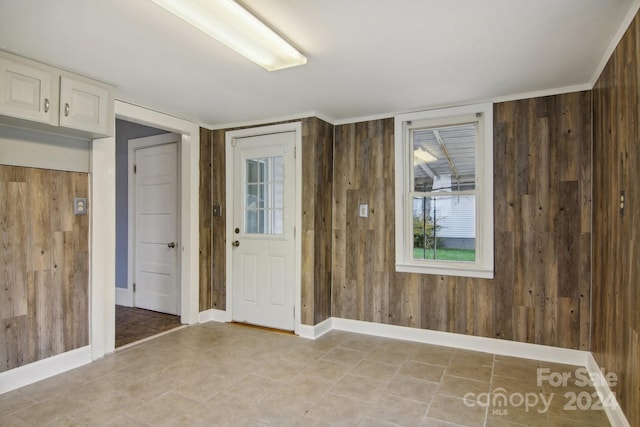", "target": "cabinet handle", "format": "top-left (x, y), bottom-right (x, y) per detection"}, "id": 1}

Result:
top-left (44, 98), bottom-right (50, 113)
top-left (64, 103), bottom-right (70, 117)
